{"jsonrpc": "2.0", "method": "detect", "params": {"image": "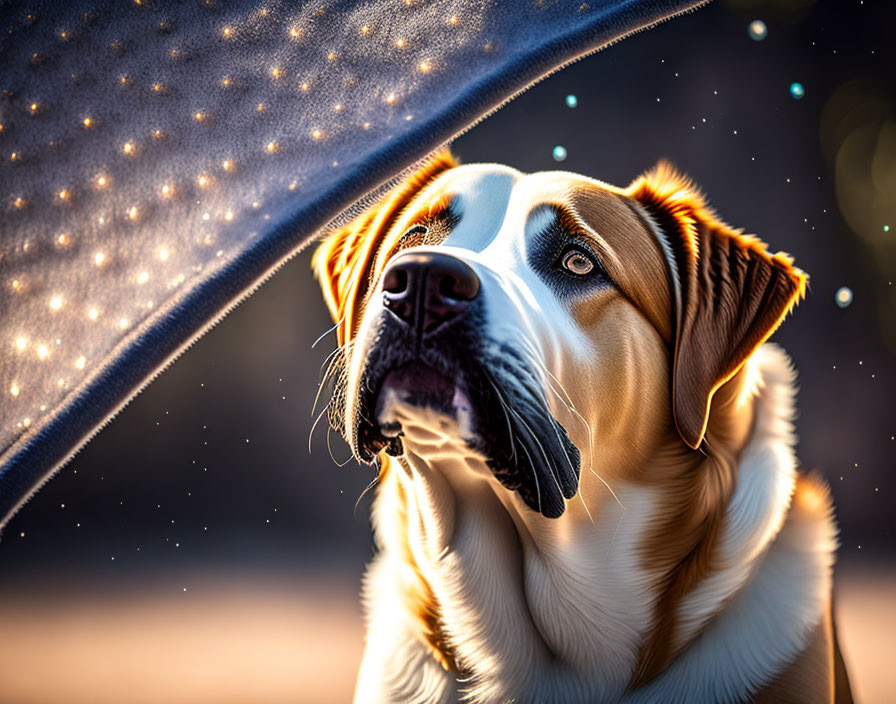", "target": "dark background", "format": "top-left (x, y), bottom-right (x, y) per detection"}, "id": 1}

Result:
top-left (0, 0), bottom-right (893, 701)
